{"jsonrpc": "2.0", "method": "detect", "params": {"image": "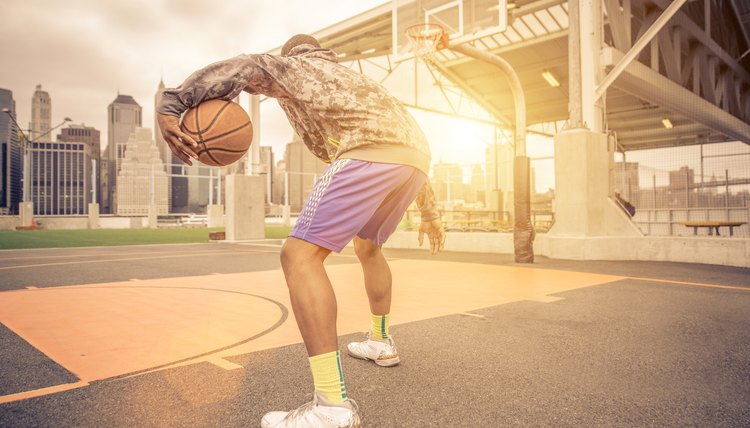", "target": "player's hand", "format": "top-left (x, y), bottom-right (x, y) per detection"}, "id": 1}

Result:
top-left (157, 113), bottom-right (199, 166)
top-left (418, 218), bottom-right (445, 255)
